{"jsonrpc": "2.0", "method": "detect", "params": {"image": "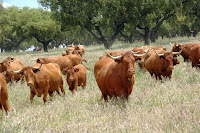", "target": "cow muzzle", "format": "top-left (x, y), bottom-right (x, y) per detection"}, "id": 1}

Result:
top-left (167, 66), bottom-right (174, 71)
top-left (28, 83), bottom-right (34, 89)
top-left (69, 77), bottom-right (74, 82)
top-left (128, 69), bottom-right (136, 75)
